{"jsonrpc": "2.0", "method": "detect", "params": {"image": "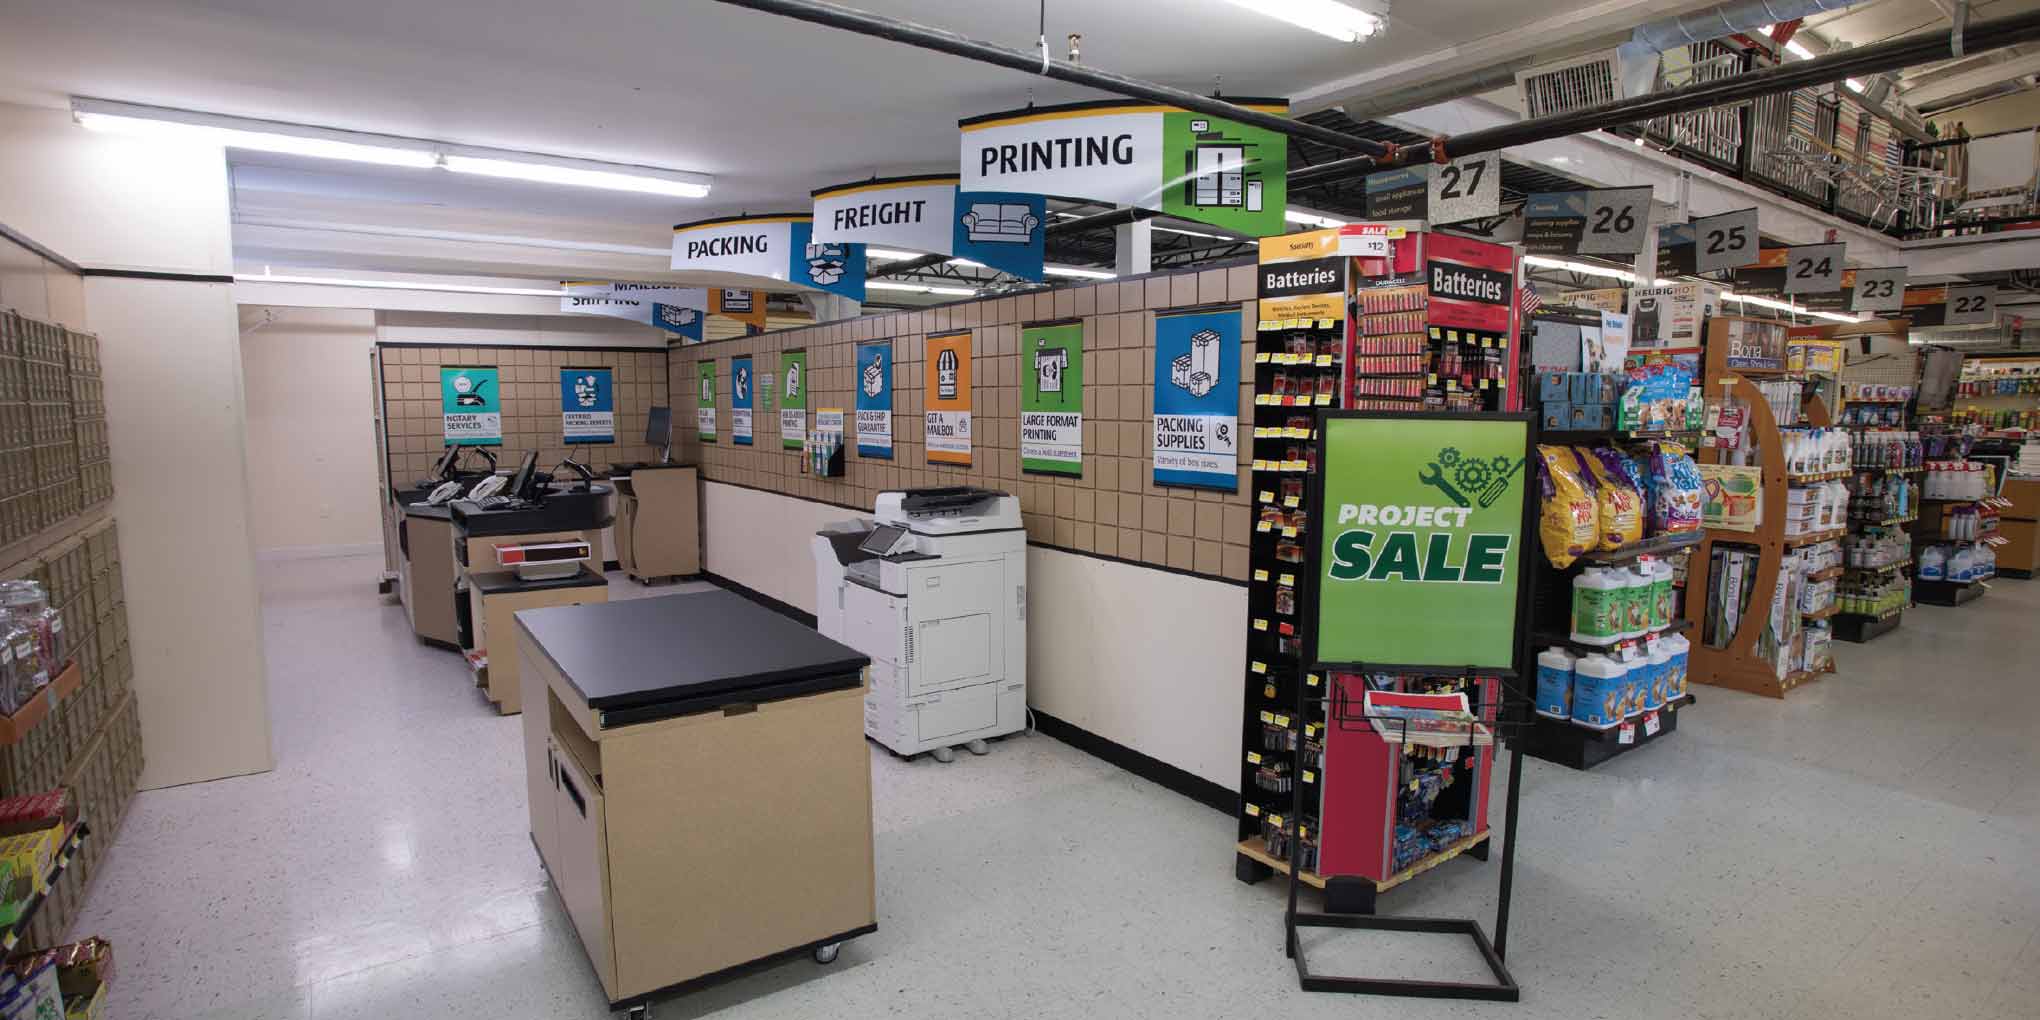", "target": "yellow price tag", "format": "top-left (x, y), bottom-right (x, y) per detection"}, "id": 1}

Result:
top-left (1428, 373), bottom-right (1438, 384)
top-left (1303, 770), bottom-right (1316, 783)
top-left (1315, 354), bottom-right (1332, 367)
top-left (1479, 379), bottom-right (1490, 390)
top-left (1258, 491), bottom-right (1274, 504)
top-left (1481, 337), bottom-right (1493, 348)
top-left (1279, 574), bottom-right (1295, 587)
top-left (1269, 813), bottom-right (1285, 827)
top-left (1251, 661), bottom-right (1267, 674)
top-left (1253, 568), bottom-right (1270, 582)
top-left (1259, 710), bottom-right (1274, 724)
top-left (1257, 520), bottom-right (1272, 533)
top-left (1253, 618), bottom-right (1269, 631)
top-left (1318, 319), bottom-right (1337, 330)
top-left (1314, 393), bottom-right (1331, 405)
top-left (1281, 526), bottom-right (1298, 538)
top-left (1307, 673), bottom-right (1320, 686)
top-left (1247, 751), bottom-right (1263, 765)
top-left (1283, 496), bottom-right (1300, 509)
top-left (1245, 803), bottom-right (1262, 817)
top-left (1254, 352), bottom-right (1272, 363)
top-left (1274, 714), bottom-right (1291, 727)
